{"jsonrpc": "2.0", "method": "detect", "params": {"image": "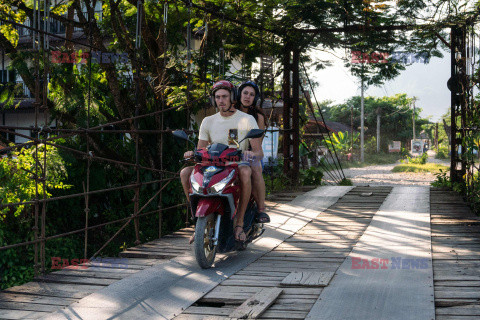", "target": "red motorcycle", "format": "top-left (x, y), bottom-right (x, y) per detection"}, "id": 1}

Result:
top-left (173, 129), bottom-right (265, 269)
